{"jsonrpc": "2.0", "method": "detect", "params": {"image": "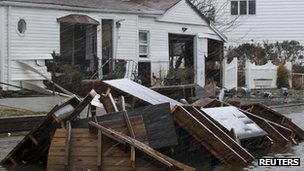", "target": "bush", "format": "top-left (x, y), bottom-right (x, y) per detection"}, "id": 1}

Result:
top-left (276, 64), bottom-right (290, 88)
